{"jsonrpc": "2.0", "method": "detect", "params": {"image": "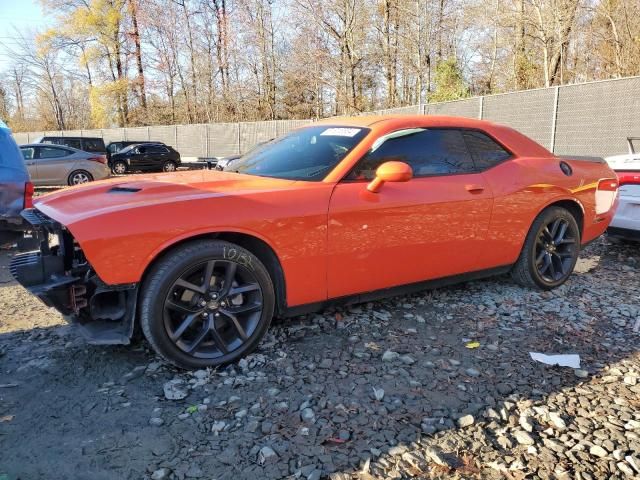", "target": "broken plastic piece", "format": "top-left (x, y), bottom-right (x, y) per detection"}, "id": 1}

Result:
top-left (529, 352), bottom-right (581, 368)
